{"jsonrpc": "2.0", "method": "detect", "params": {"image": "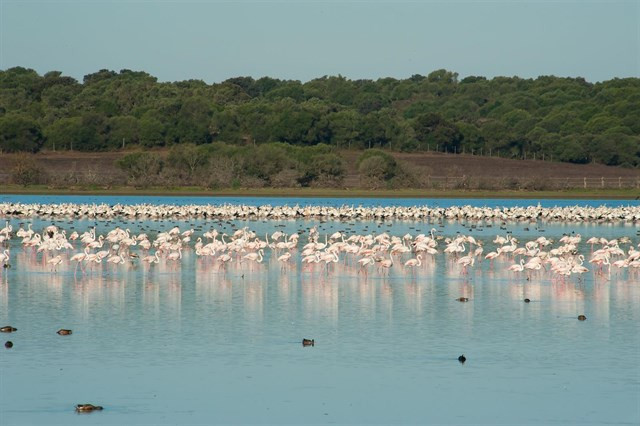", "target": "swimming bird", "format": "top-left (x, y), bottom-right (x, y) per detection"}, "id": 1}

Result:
top-left (75, 404), bottom-right (103, 412)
